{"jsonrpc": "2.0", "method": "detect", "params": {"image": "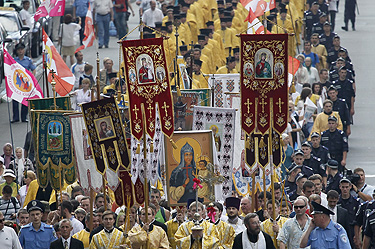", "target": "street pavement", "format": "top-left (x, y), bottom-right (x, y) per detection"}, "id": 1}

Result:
top-left (1, 1), bottom-right (375, 183)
